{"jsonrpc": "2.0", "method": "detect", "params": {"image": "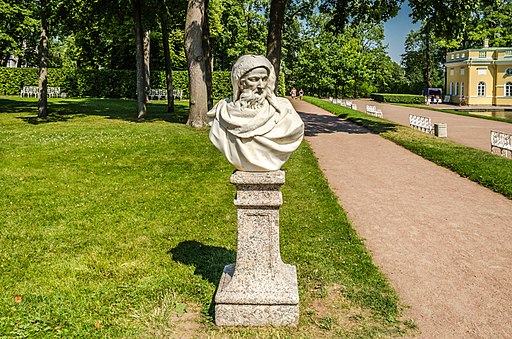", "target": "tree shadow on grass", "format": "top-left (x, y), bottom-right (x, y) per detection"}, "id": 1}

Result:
top-left (169, 240), bottom-right (236, 318)
top-left (1, 97), bottom-right (189, 124)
